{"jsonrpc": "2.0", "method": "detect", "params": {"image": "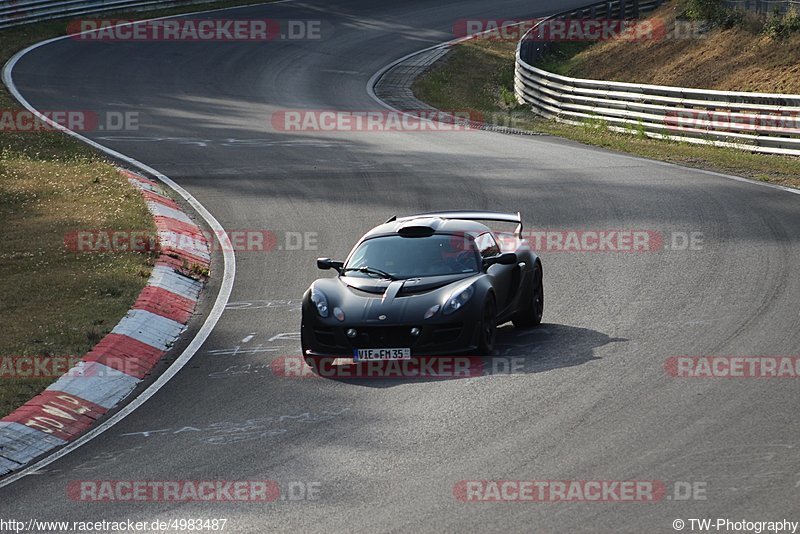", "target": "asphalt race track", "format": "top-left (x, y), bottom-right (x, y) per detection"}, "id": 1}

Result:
top-left (2, 0), bottom-right (800, 531)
